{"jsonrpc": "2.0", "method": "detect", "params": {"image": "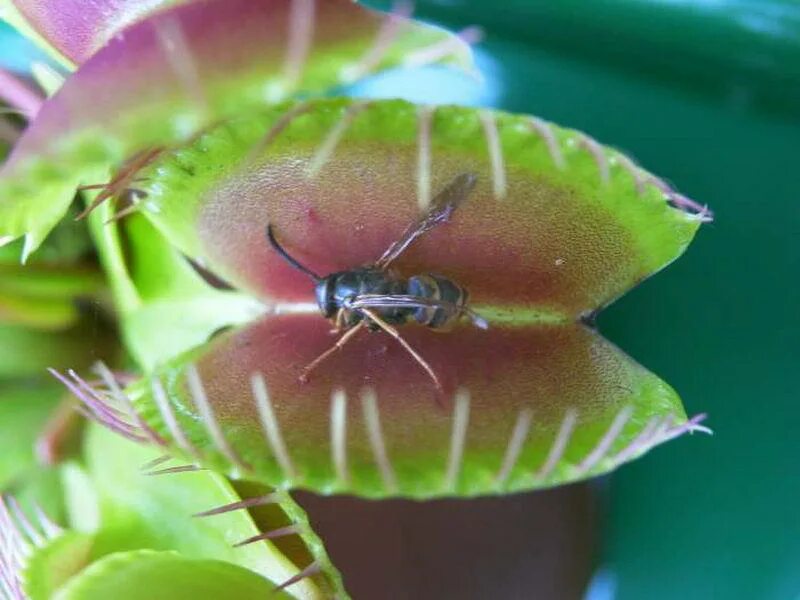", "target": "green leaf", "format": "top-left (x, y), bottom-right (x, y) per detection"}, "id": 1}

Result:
top-left (23, 531), bottom-right (94, 600)
top-left (52, 550), bottom-right (288, 600)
